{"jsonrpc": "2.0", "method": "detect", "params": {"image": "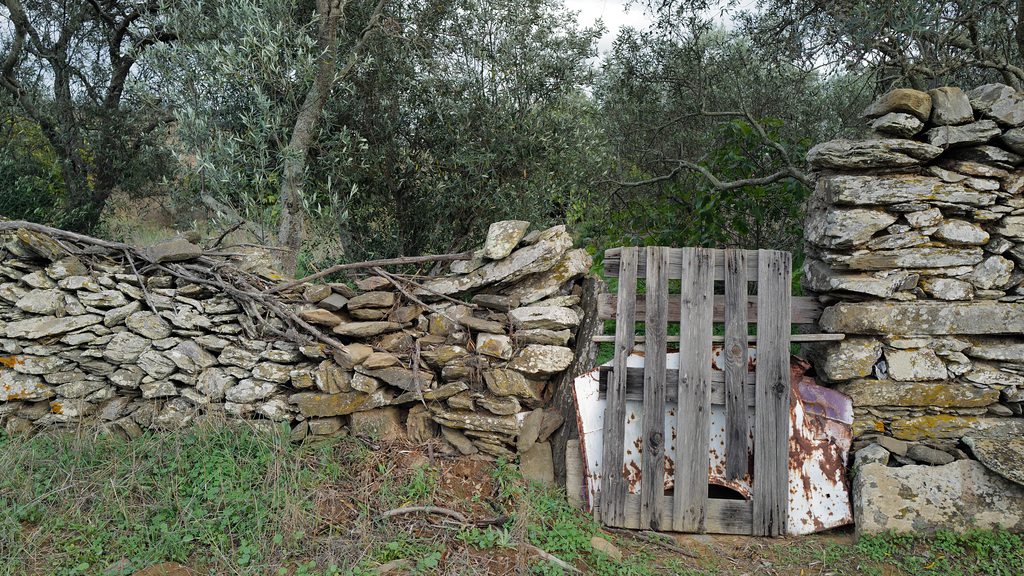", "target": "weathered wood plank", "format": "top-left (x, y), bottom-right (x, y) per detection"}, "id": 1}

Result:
top-left (597, 367), bottom-right (755, 405)
top-left (724, 250), bottom-right (749, 482)
top-left (639, 247), bottom-right (669, 530)
top-left (595, 494), bottom-right (753, 535)
top-left (596, 294), bottom-right (823, 324)
top-left (752, 250), bottom-right (792, 537)
top-left (591, 333), bottom-right (844, 344)
top-left (673, 247), bottom-right (715, 532)
top-left (602, 247), bottom-right (638, 527)
top-left (604, 247), bottom-right (758, 280)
